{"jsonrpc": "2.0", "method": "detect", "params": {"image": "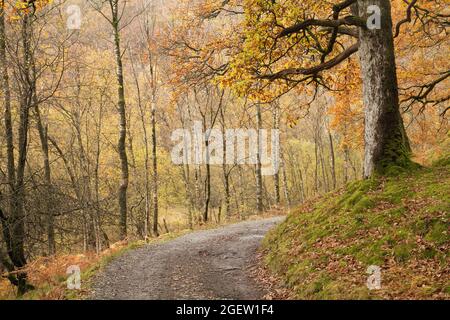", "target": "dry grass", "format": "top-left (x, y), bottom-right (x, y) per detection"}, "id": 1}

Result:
top-left (0, 240), bottom-right (141, 300)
